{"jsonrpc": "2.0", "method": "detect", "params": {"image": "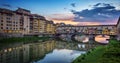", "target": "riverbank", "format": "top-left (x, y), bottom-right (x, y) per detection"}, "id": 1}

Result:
top-left (72, 39), bottom-right (120, 63)
top-left (0, 36), bottom-right (50, 43)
